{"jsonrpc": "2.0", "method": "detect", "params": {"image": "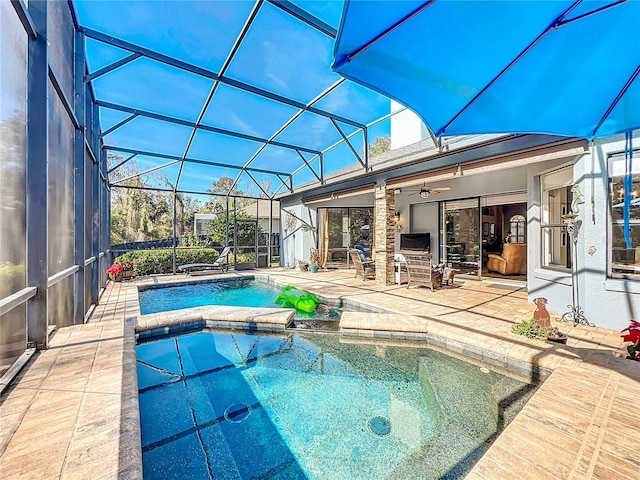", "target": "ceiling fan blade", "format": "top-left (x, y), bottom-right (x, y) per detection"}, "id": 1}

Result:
top-left (432, 186), bottom-right (452, 192)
